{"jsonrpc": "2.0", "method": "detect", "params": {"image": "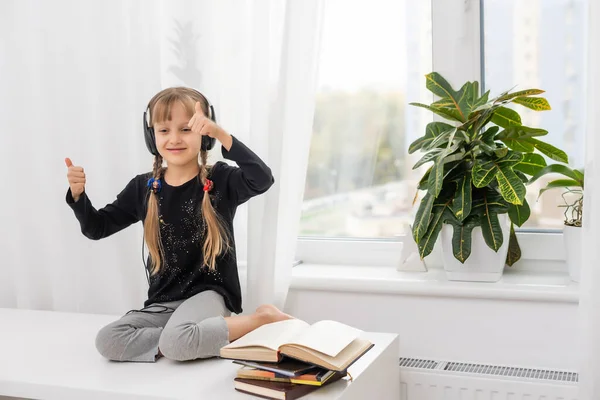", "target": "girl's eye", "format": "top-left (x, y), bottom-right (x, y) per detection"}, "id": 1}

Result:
top-left (182, 128), bottom-right (191, 132)
top-left (158, 129), bottom-right (168, 133)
